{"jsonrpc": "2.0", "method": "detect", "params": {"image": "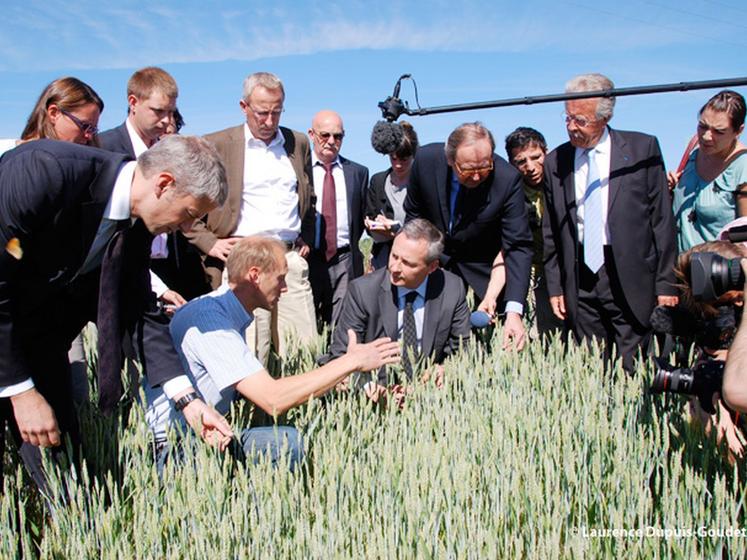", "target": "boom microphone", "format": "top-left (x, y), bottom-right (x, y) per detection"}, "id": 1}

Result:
top-left (371, 121), bottom-right (403, 155)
